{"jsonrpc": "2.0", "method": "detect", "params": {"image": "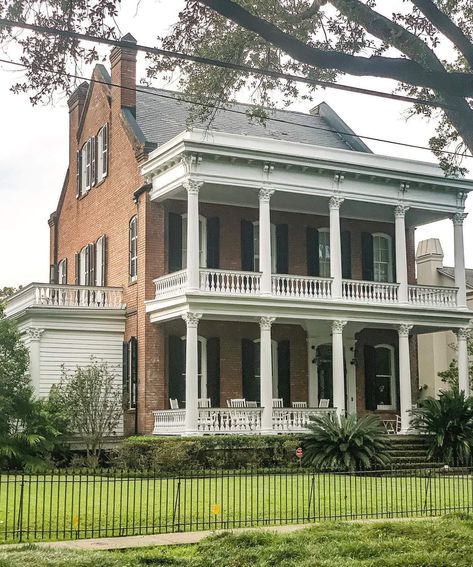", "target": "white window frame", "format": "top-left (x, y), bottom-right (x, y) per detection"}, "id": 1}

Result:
top-left (96, 235), bottom-right (105, 286)
top-left (181, 214), bottom-right (207, 269)
top-left (181, 336), bottom-right (208, 400)
top-left (253, 338), bottom-right (279, 398)
top-left (129, 216), bottom-right (138, 281)
top-left (318, 227), bottom-right (330, 278)
top-left (252, 222), bottom-right (276, 273)
top-left (96, 124), bottom-right (108, 182)
top-left (374, 344), bottom-right (397, 411)
top-left (58, 259), bottom-right (67, 285)
top-left (373, 233), bottom-right (393, 283)
top-left (79, 245), bottom-right (88, 286)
